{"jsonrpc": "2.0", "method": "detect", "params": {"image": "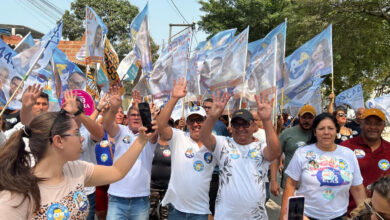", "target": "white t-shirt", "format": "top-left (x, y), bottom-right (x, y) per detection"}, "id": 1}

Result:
top-left (213, 136), bottom-right (269, 220)
top-left (108, 124), bottom-right (156, 197)
top-left (253, 128), bottom-right (266, 144)
top-left (79, 126), bottom-right (98, 195)
top-left (285, 144), bottom-right (363, 219)
top-left (161, 129), bottom-right (216, 214)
